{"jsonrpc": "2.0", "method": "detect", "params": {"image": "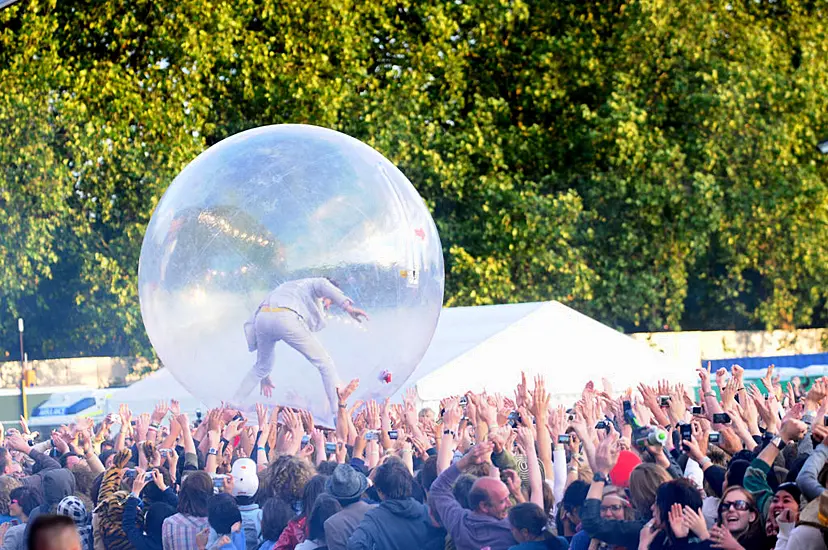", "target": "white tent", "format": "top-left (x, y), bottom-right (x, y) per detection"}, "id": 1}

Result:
top-left (392, 301), bottom-right (696, 407)
top-left (111, 300), bottom-right (695, 414)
